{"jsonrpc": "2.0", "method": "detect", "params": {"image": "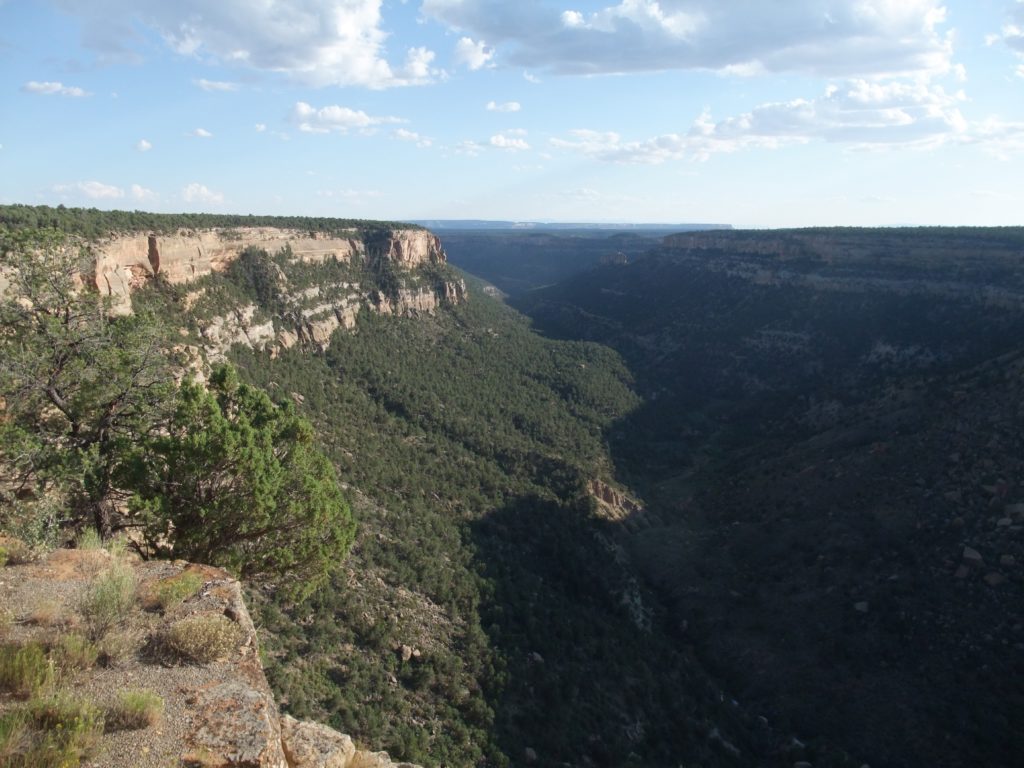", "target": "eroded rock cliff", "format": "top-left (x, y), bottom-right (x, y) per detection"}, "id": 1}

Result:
top-left (93, 227), bottom-right (446, 315)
